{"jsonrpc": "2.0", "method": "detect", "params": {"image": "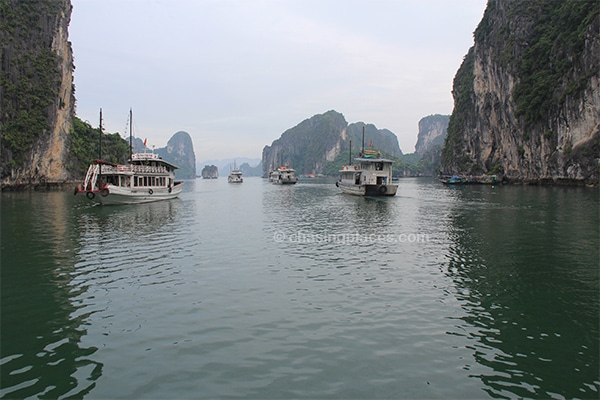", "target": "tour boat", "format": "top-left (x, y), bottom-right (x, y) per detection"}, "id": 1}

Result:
top-left (75, 153), bottom-right (184, 205)
top-left (269, 165), bottom-right (298, 184)
top-left (228, 162), bottom-right (243, 183)
top-left (74, 109), bottom-right (183, 205)
top-left (336, 150), bottom-right (398, 196)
